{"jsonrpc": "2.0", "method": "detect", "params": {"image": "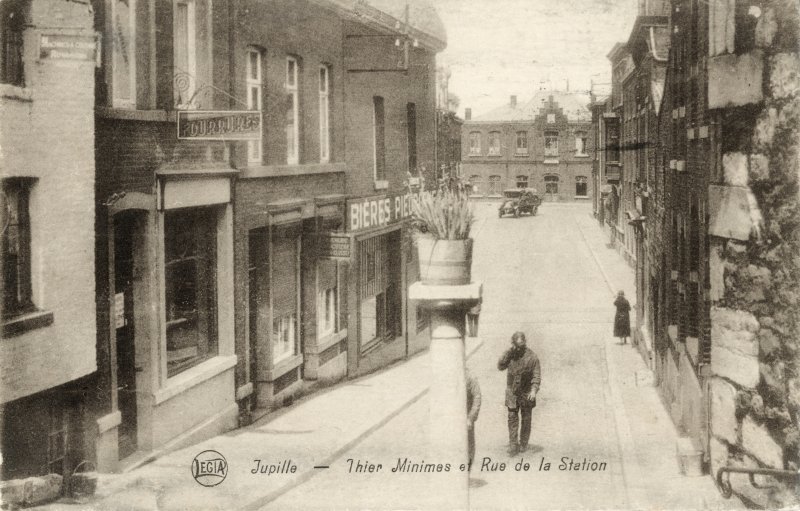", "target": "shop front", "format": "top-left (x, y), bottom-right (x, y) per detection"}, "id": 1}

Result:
top-left (344, 193), bottom-right (425, 376)
top-left (95, 165), bottom-right (238, 471)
